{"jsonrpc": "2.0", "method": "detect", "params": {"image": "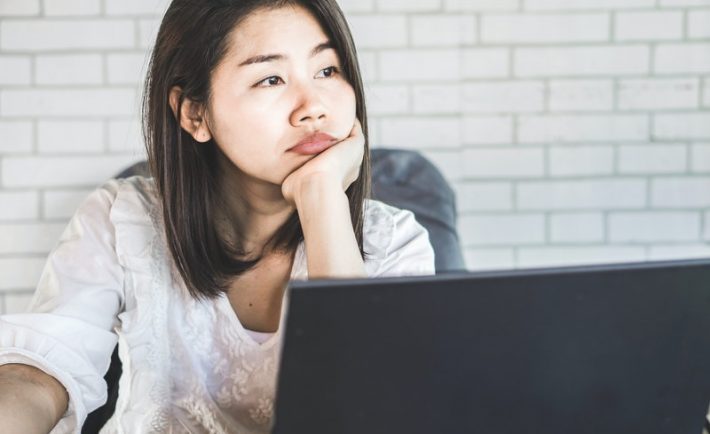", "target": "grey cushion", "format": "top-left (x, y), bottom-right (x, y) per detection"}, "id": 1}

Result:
top-left (370, 148), bottom-right (465, 273)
